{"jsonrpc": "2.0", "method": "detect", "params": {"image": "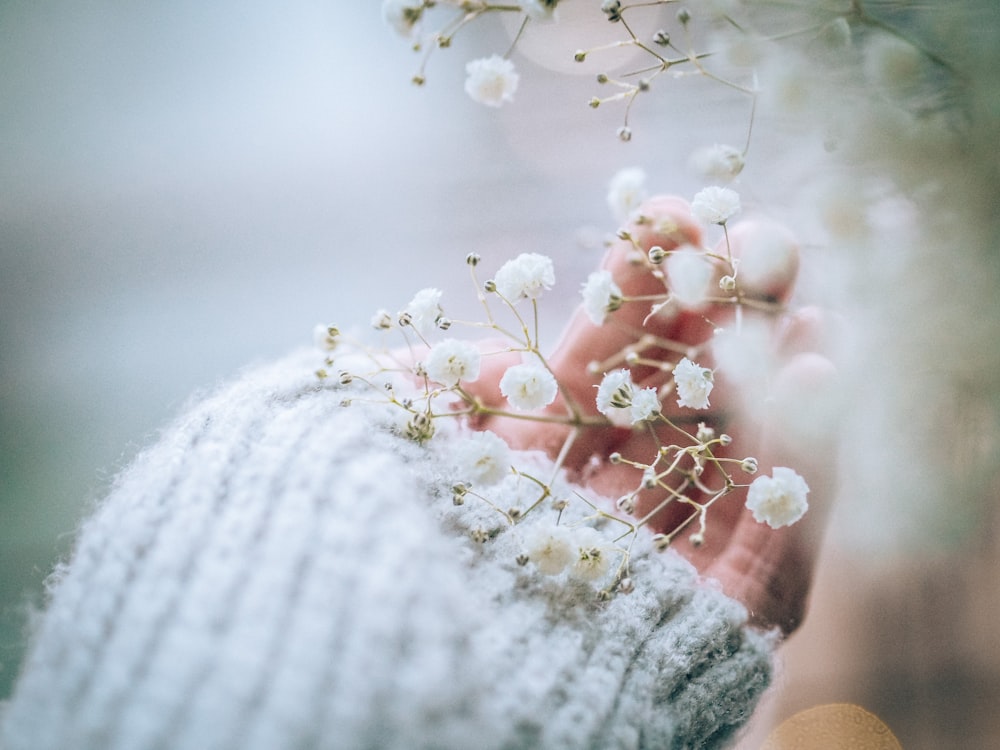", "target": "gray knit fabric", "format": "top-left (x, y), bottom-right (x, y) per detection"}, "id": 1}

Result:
top-left (0, 352), bottom-right (773, 750)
